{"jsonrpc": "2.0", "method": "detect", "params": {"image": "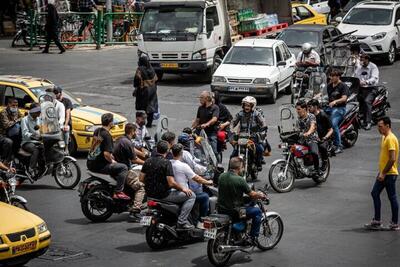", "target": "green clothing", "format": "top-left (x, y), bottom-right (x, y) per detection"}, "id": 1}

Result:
top-left (218, 171), bottom-right (251, 212)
